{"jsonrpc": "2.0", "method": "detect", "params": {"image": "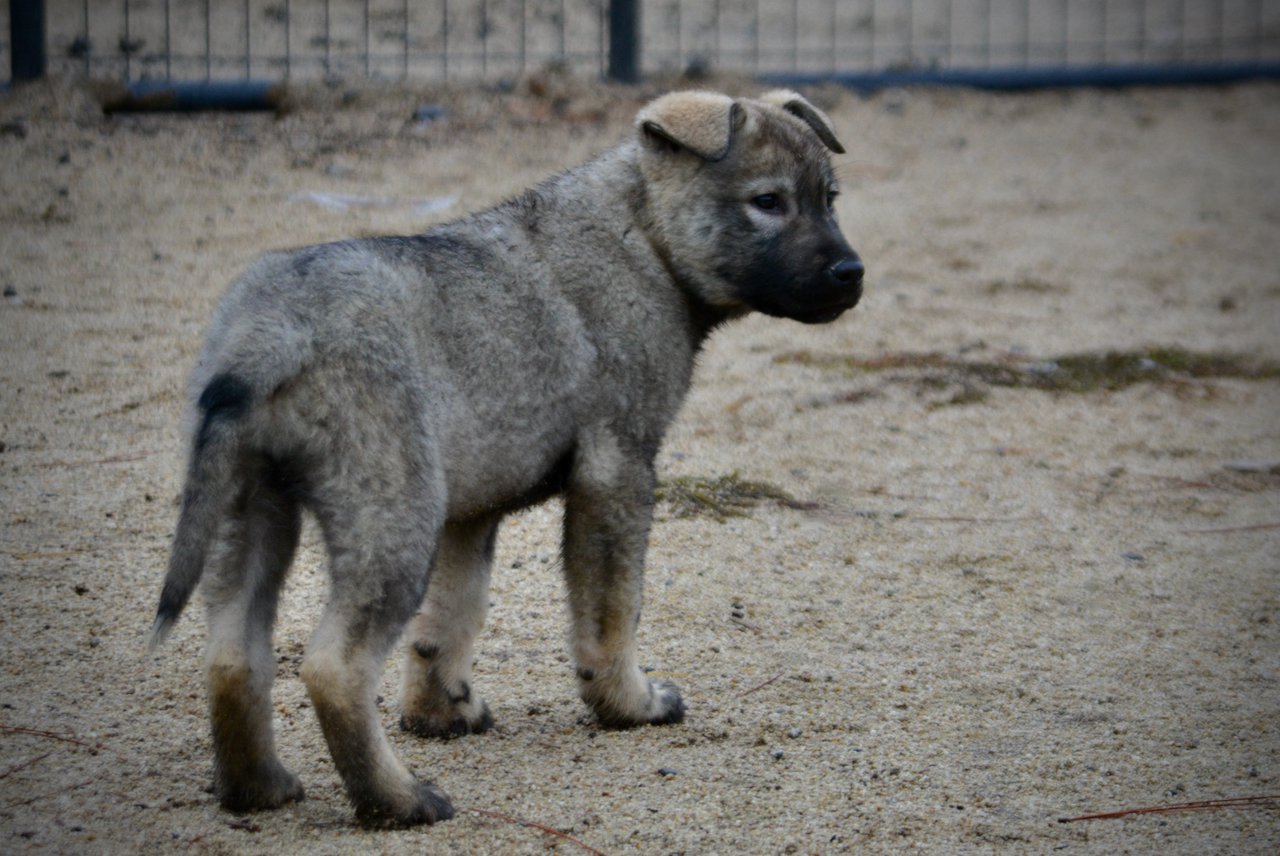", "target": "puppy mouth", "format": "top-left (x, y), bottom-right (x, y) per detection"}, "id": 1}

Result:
top-left (794, 306), bottom-right (851, 324)
top-left (791, 294), bottom-right (861, 324)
